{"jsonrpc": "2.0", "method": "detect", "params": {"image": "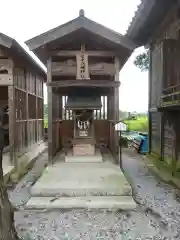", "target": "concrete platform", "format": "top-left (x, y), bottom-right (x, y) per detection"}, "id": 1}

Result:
top-left (26, 196), bottom-right (136, 210)
top-left (26, 152), bottom-right (136, 210)
top-left (30, 161), bottom-right (132, 197)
